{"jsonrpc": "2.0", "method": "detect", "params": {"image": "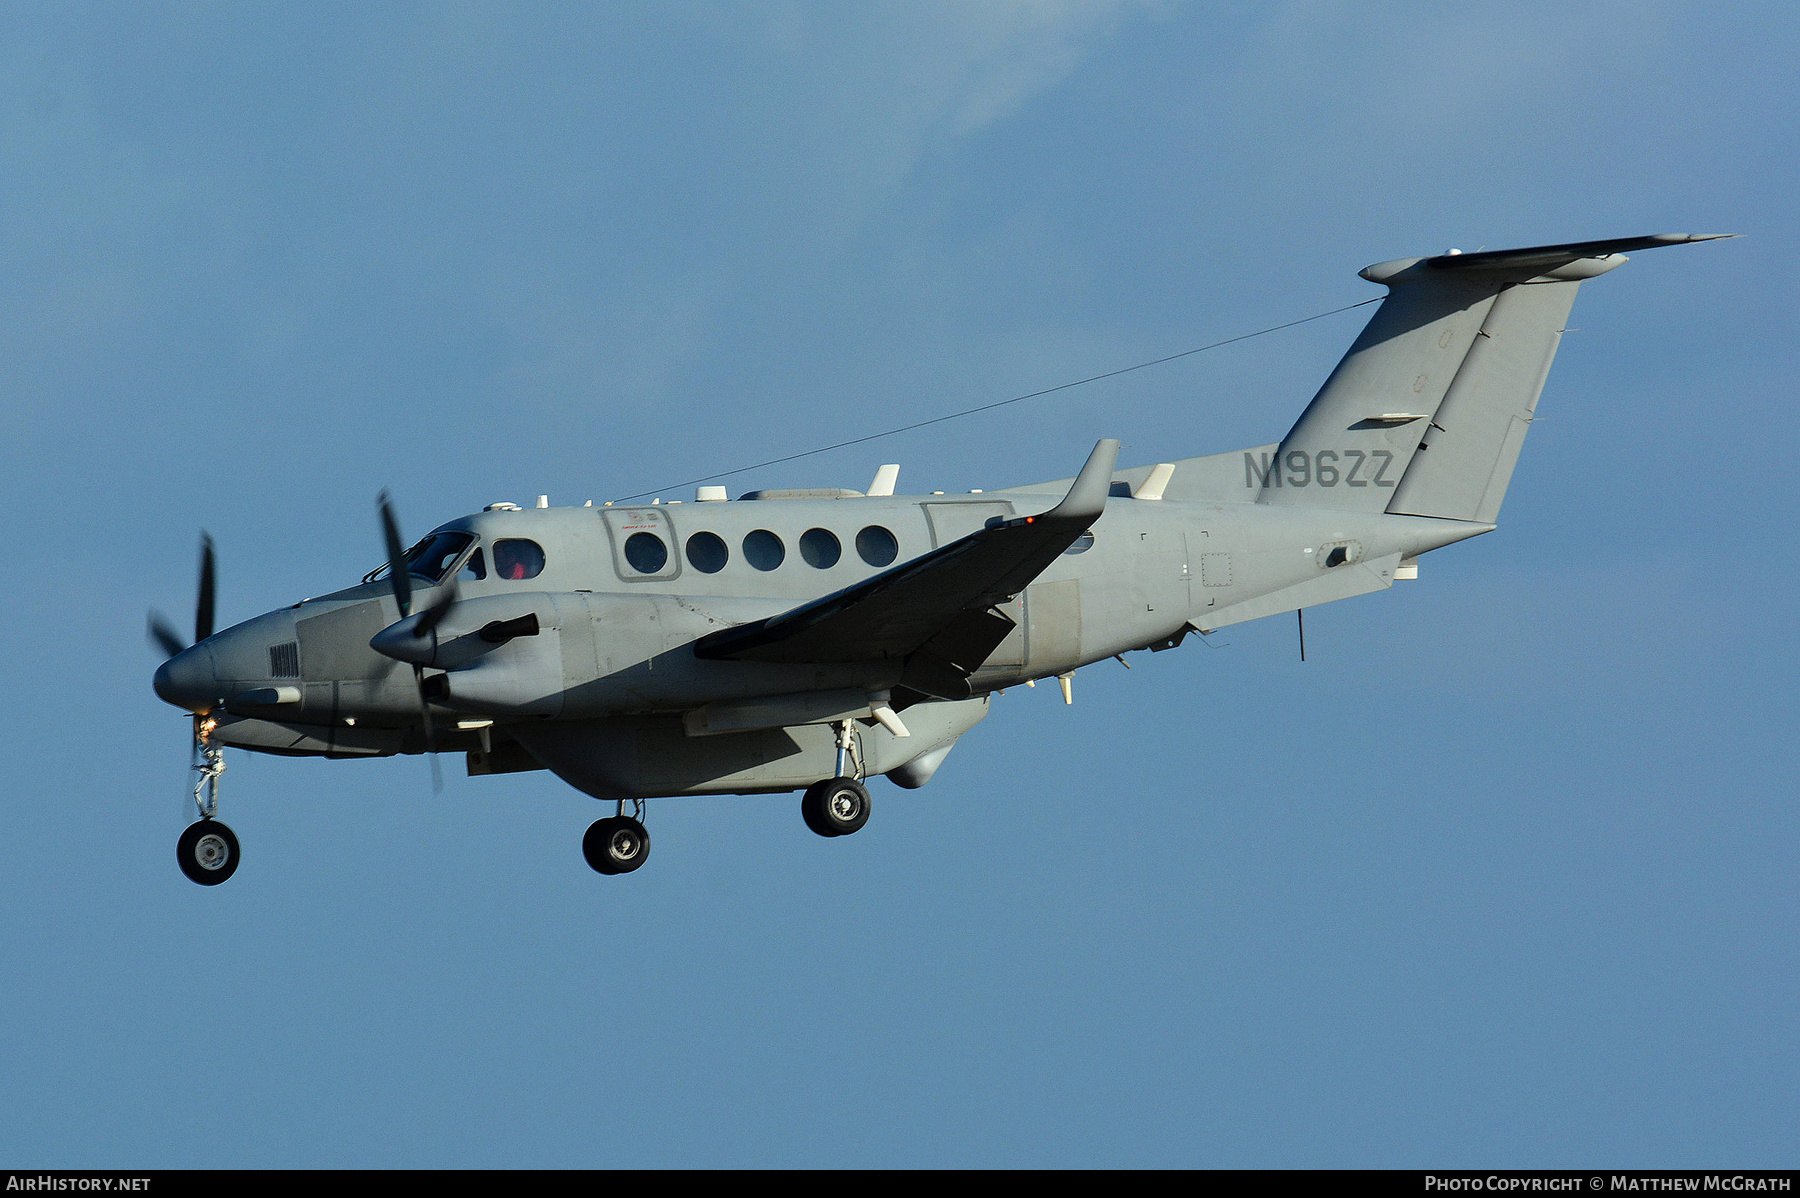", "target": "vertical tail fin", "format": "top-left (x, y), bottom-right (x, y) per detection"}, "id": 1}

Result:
top-left (1257, 235), bottom-right (1732, 519)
